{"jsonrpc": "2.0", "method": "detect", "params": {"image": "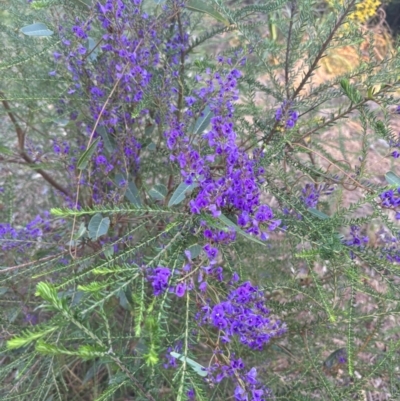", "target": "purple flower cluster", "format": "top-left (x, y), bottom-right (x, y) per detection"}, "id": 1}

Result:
top-left (51, 0), bottom-right (189, 205)
top-left (275, 102), bottom-right (299, 129)
top-left (163, 342), bottom-right (182, 369)
top-left (345, 226), bottom-right (369, 247)
top-left (0, 214), bottom-right (51, 252)
top-left (203, 225), bottom-right (237, 244)
top-left (207, 358), bottom-right (271, 401)
top-left (53, 140), bottom-right (70, 156)
top-left (300, 183), bottom-right (334, 208)
top-left (148, 266), bottom-right (171, 296)
top-left (388, 132), bottom-right (400, 158)
top-left (380, 188), bottom-right (400, 219)
top-left (375, 228), bottom-right (400, 263)
top-left (166, 68), bottom-right (280, 241)
top-left (200, 282), bottom-right (286, 349)
top-left (345, 226), bottom-right (369, 259)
